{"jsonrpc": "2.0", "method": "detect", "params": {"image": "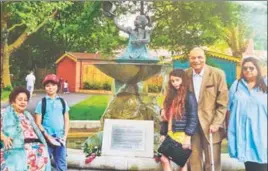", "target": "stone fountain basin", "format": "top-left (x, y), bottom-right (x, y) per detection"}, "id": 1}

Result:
top-left (94, 63), bottom-right (162, 84)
